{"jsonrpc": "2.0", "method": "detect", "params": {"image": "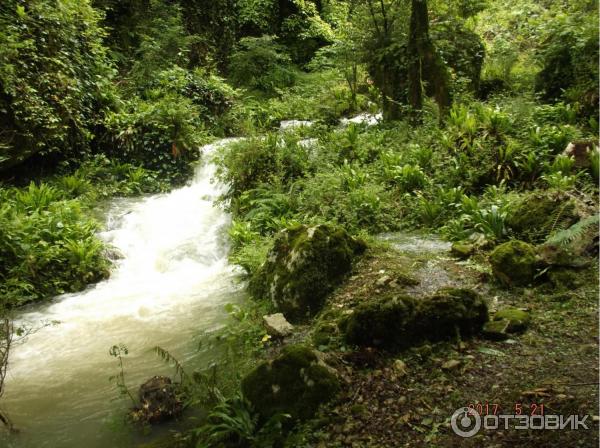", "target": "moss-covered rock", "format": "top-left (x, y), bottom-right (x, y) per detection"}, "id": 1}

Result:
top-left (250, 224), bottom-right (366, 321)
top-left (241, 345), bottom-right (339, 421)
top-left (506, 192), bottom-right (578, 244)
top-left (345, 288), bottom-right (488, 349)
top-left (416, 288), bottom-right (488, 341)
top-left (493, 308), bottom-right (531, 333)
top-left (482, 319), bottom-right (511, 341)
top-left (345, 295), bottom-right (419, 348)
top-left (489, 240), bottom-right (537, 286)
top-left (451, 242), bottom-right (476, 259)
